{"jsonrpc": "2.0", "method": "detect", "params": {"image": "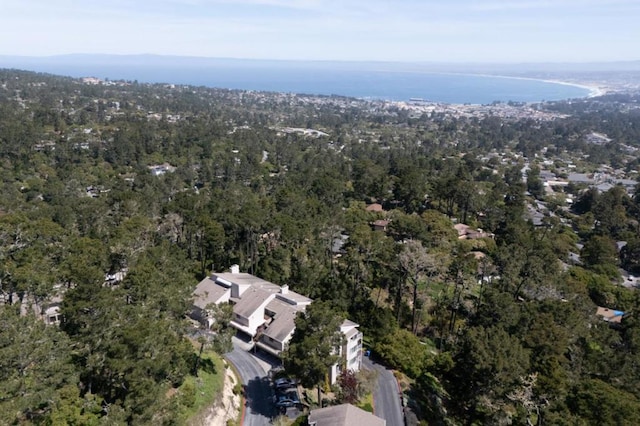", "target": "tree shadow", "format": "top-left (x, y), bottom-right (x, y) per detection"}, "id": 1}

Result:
top-left (234, 331), bottom-right (252, 344)
top-left (199, 357), bottom-right (217, 374)
top-left (243, 375), bottom-right (276, 419)
top-left (189, 353), bottom-right (217, 376)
